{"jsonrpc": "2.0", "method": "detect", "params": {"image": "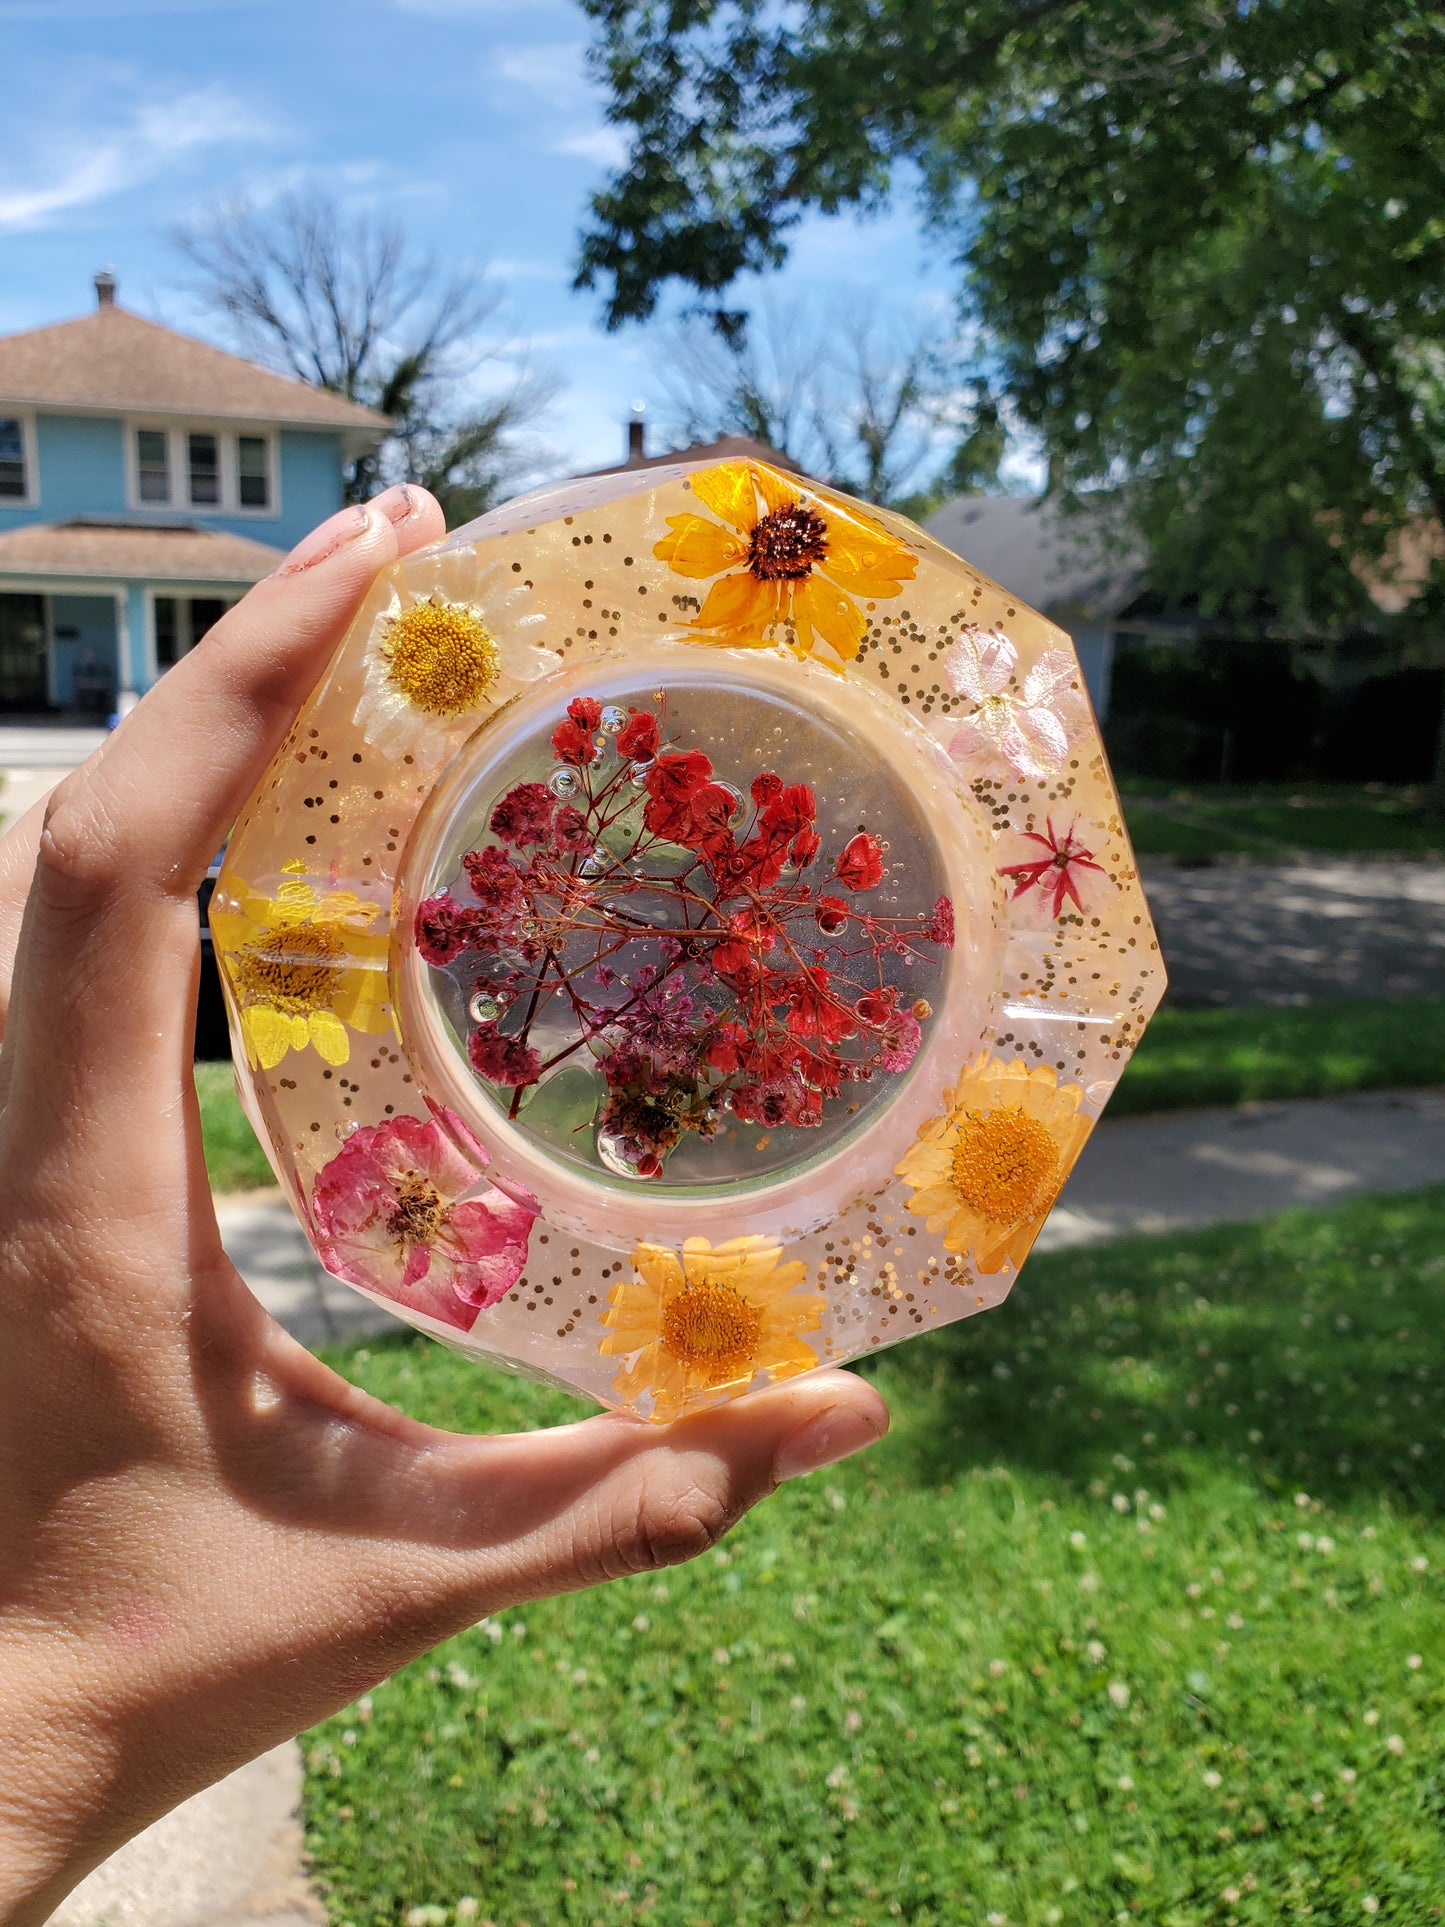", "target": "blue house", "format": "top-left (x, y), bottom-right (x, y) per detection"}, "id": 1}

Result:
top-left (0, 272), bottom-right (386, 714)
